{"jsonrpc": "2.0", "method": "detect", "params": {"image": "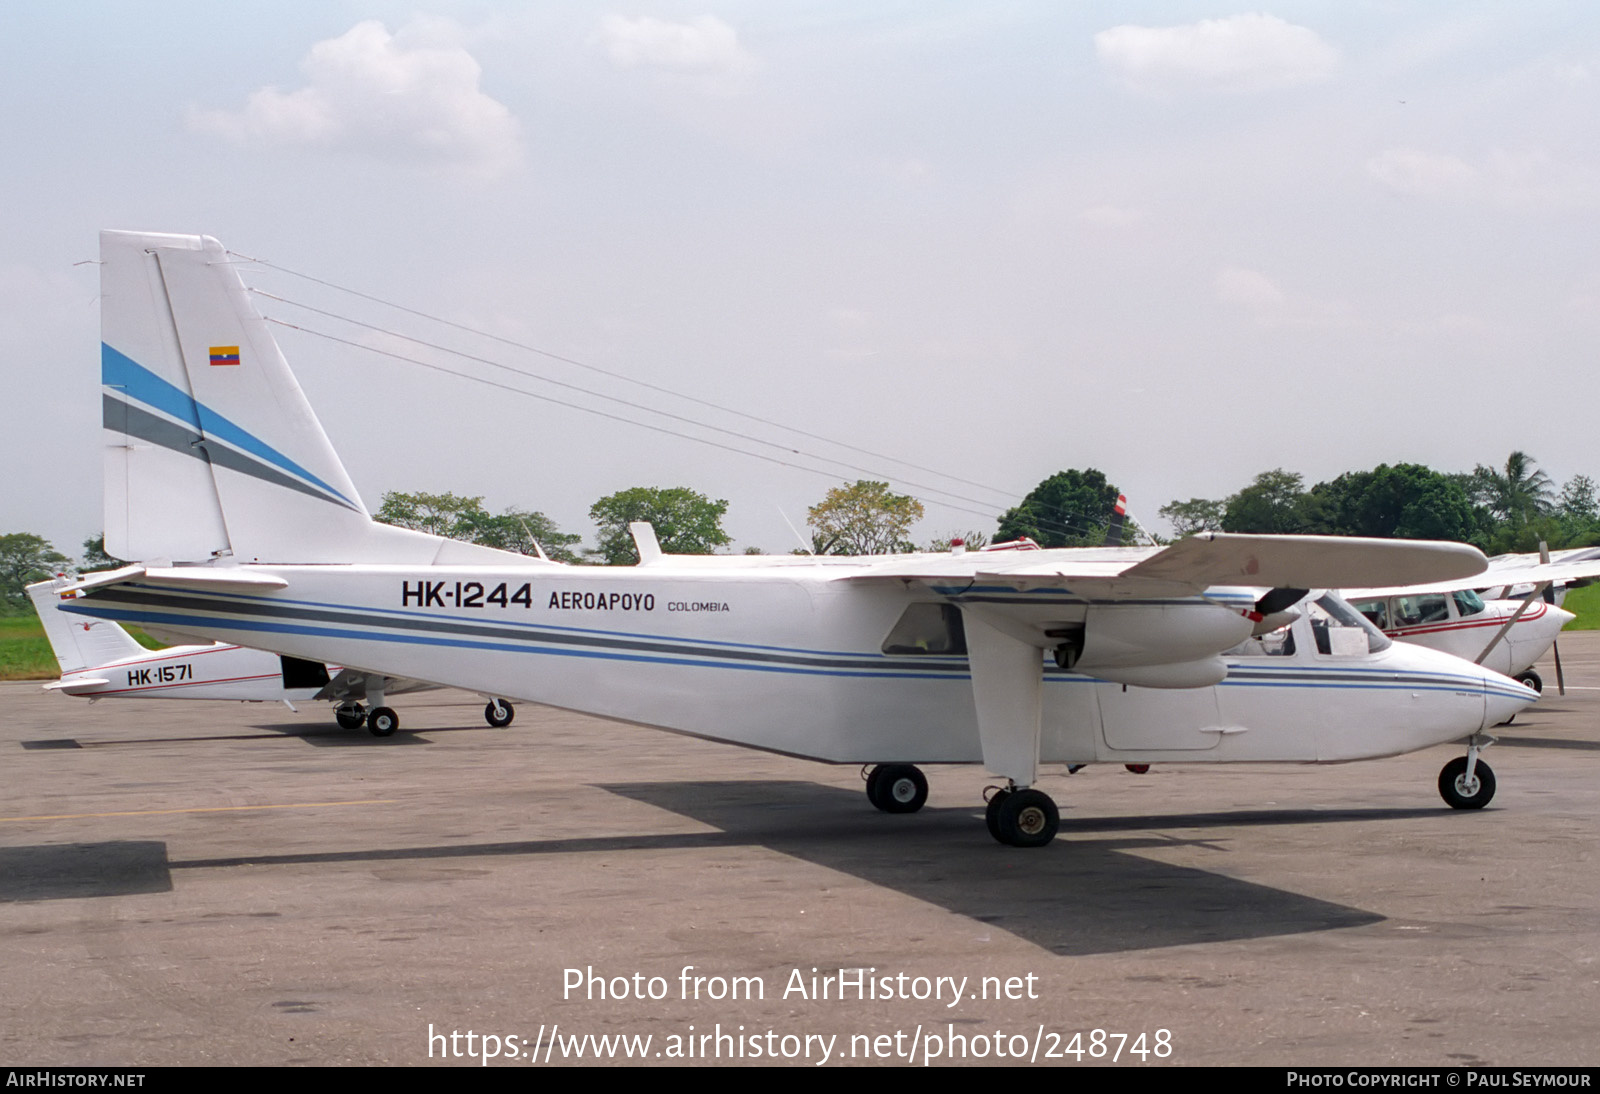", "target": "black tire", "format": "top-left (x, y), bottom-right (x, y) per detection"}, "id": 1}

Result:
top-left (992, 788), bottom-right (1059, 847)
top-left (335, 705), bottom-right (366, 730)
top-left (984, 789), bottom-right (1012, 842)
top-left (368, 706), bottom-right (400, 737)
top-left (1439, 756), bottom-right (1496, 809)
top-left (1125, 763), bottom-right (1150, 774)
top-left (1514, 671), bottom-right (1543, 693)
top-left (865, 764), bottom-right (927, 814)
top-left (484, 700), bottom-right (515, 728)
